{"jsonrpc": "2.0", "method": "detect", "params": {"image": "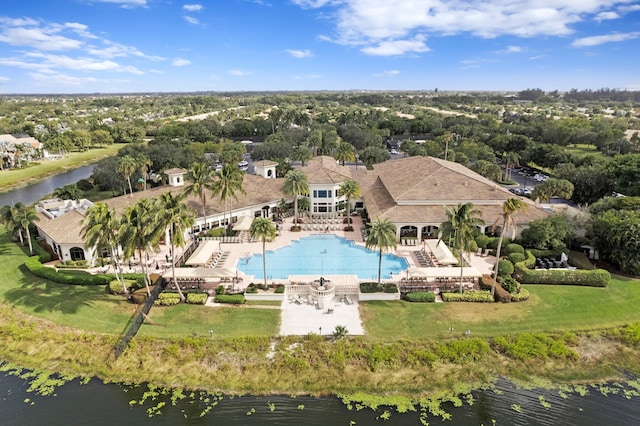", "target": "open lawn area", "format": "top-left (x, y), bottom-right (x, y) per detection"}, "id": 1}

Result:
top-left (138, 304), bottom-right (280, 339)
top-left (3, 226), bottom-right (640, 341)
top-left (360, 277), bottom-right (640, 341)
top-left (0, 144), bottom-right (125, 193)
top-left (564, 143), bottom-right (603, 158)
